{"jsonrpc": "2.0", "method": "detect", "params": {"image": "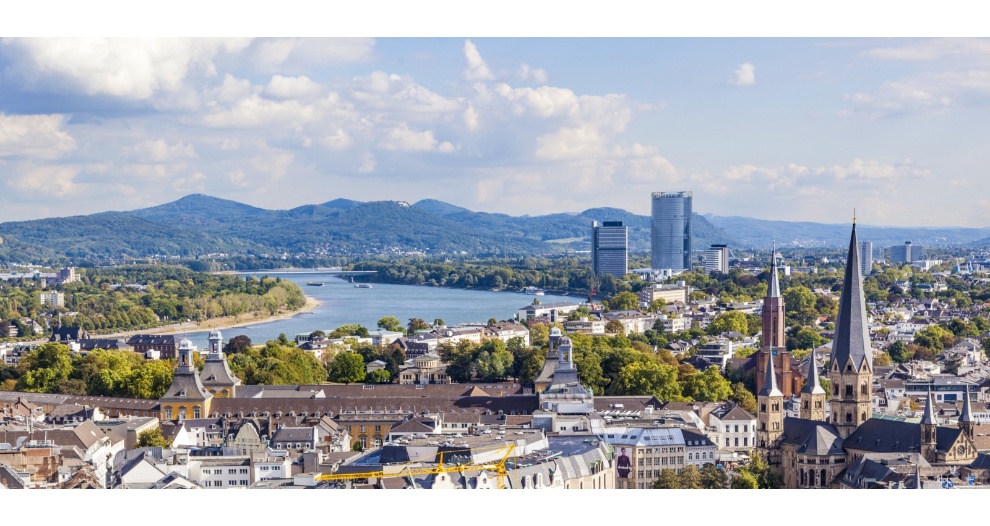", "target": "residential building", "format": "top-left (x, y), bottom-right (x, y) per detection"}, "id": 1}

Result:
top-left (39, 291), bottom-right (65, 308)
top-left (639, 283), bottom-right (691, 305)
top-left (859, 240), bottom-right (873, 276)
top-left (707, 403), bottom-right (756, 452)
top-left (704, 244), bottom-right (729, 275)
top-left (650, 191), bottom-right (692, 271)
top-left (591, 220), bottom-right (628, 278)
top-left (127, 334), bottom-right (179, 360)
